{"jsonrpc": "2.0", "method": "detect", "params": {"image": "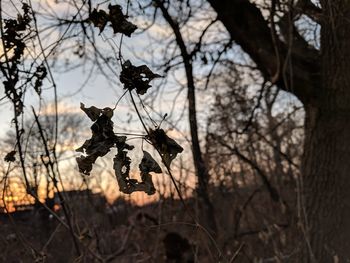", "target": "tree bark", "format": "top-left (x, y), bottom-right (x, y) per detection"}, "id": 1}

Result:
top-left (301, 1), bottom-right (350, 261)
